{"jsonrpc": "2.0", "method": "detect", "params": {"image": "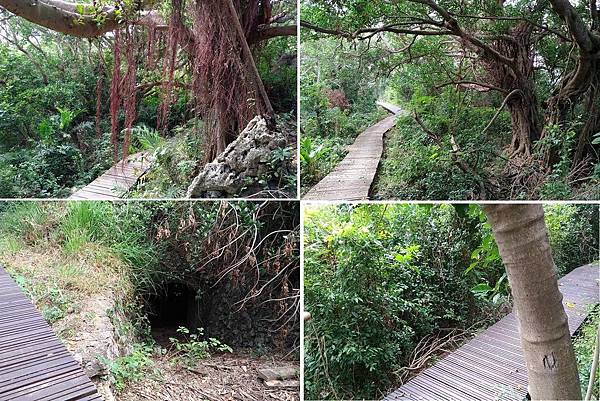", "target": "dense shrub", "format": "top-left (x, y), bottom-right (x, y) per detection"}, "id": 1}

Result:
top-left (304, 204), bottom-right (598, 400)
top-left (304, 204), bottom-right (483, 399)
top-left (374, 89), bottom-right (510, 200)
top-left (545, 204), bottom-right (599, 275)
top-left (256, 36), bottom-right (297, 113)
